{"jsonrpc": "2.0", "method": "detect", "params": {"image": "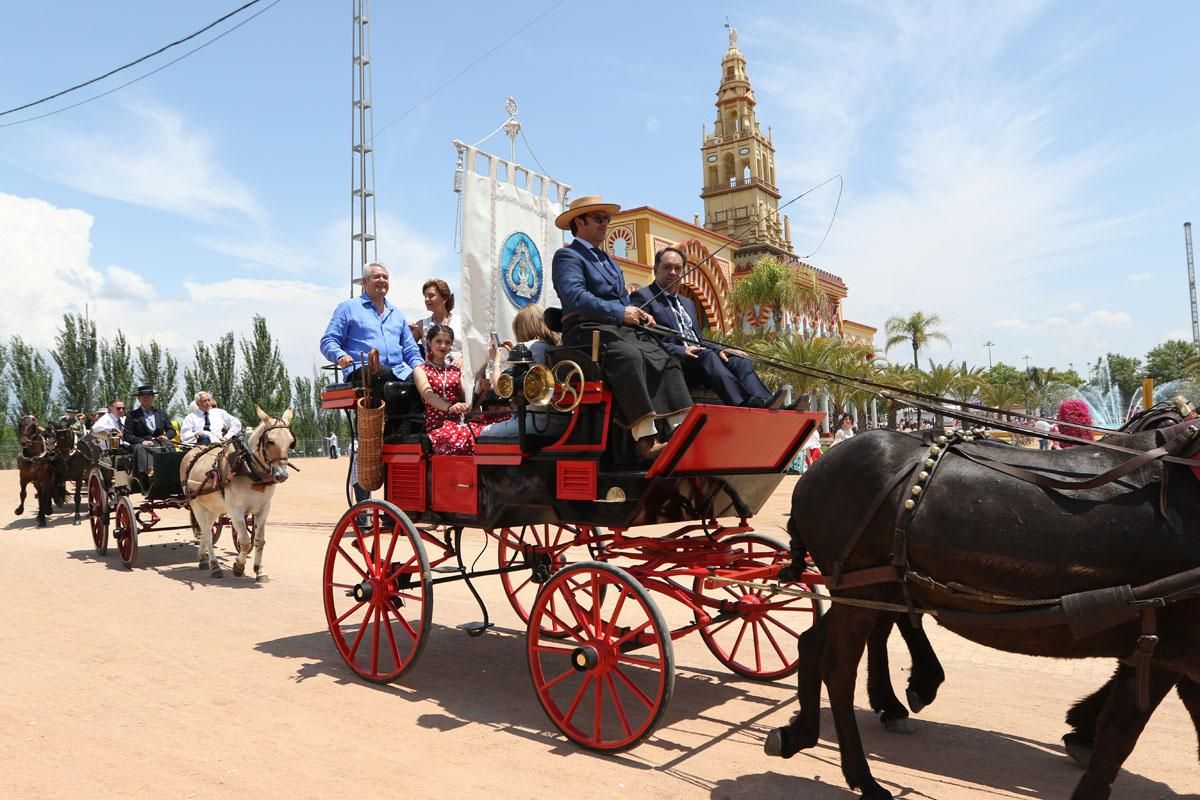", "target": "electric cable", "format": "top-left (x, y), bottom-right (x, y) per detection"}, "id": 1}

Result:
top-left (0, 0), bottom-right (283, 129)
top-left (0, 0), bottom-right (267, 117)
